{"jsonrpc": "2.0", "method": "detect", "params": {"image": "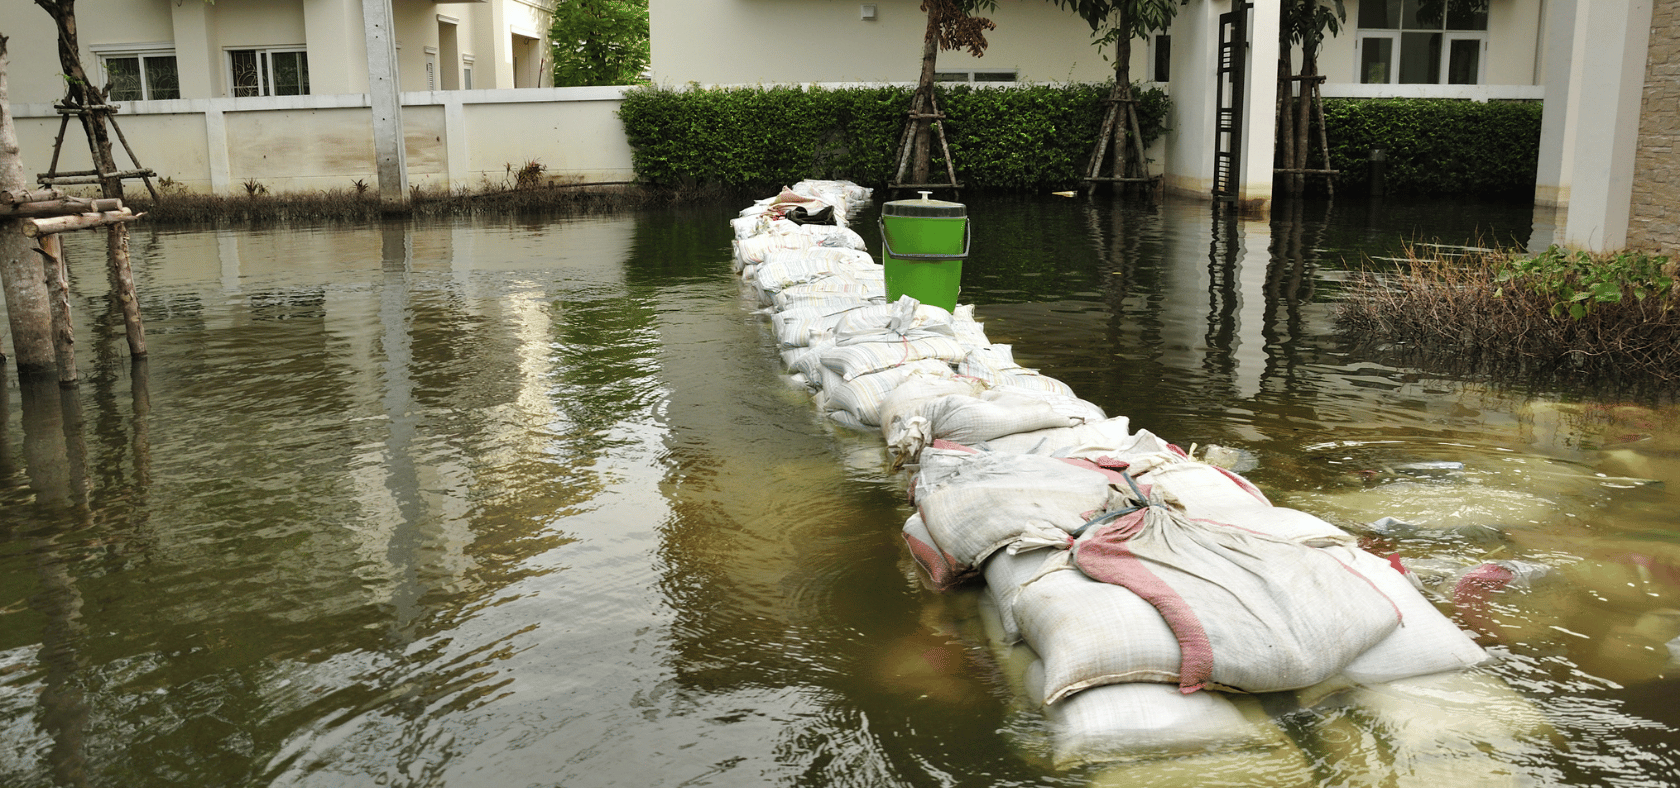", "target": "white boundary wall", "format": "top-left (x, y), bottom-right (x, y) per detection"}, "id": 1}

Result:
top-left (10, 87), bottom-right (634, 196)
